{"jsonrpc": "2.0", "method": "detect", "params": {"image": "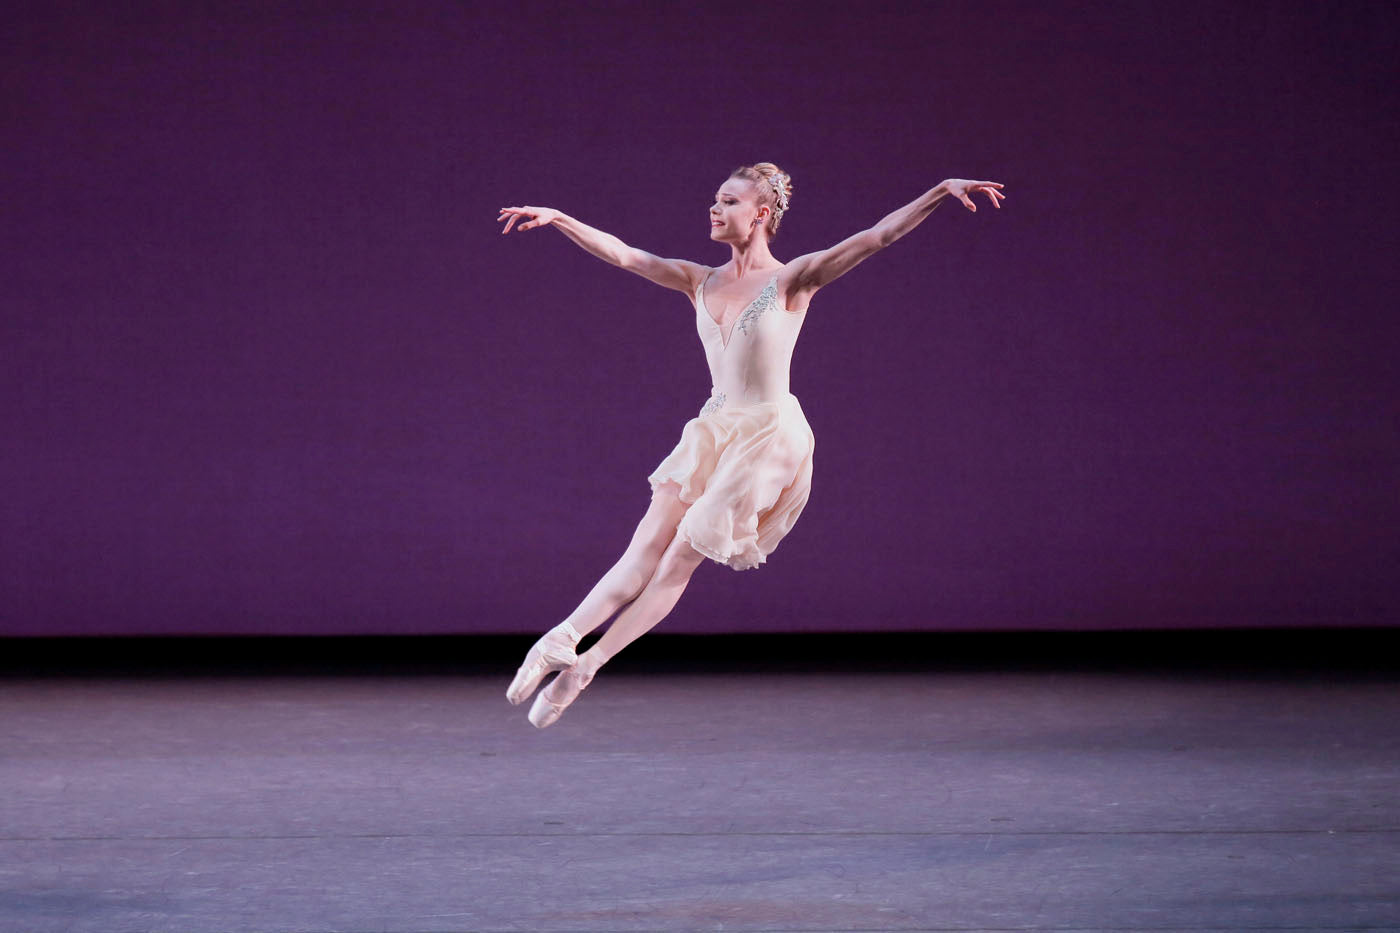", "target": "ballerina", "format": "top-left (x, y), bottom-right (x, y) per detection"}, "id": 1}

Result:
top-left (498, 163), bottom-right (1004, 727)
